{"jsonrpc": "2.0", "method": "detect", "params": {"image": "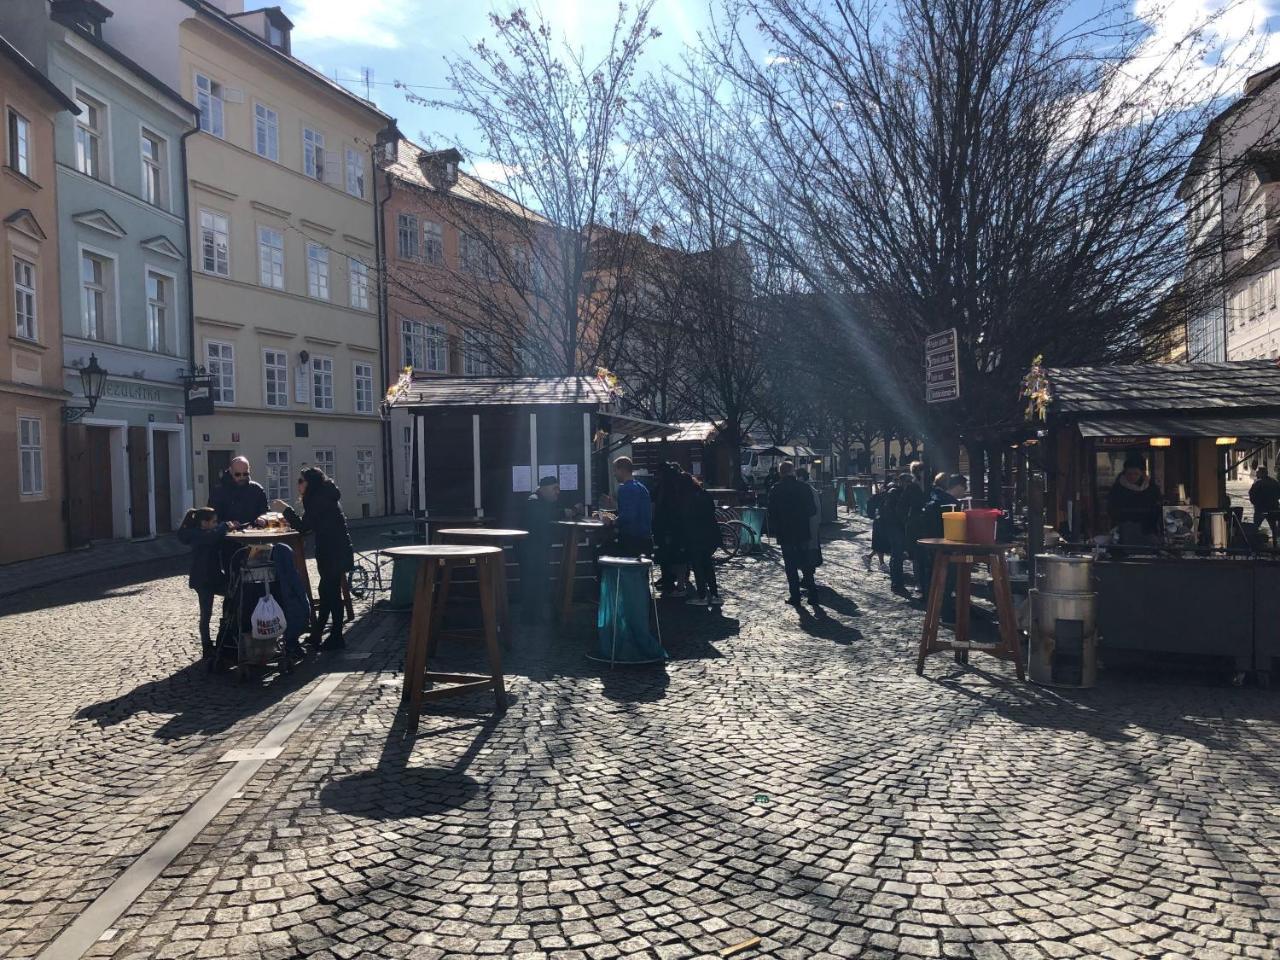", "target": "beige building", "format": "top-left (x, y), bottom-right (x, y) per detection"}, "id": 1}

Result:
top-left (102, 0), bottom-right (394, 517)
